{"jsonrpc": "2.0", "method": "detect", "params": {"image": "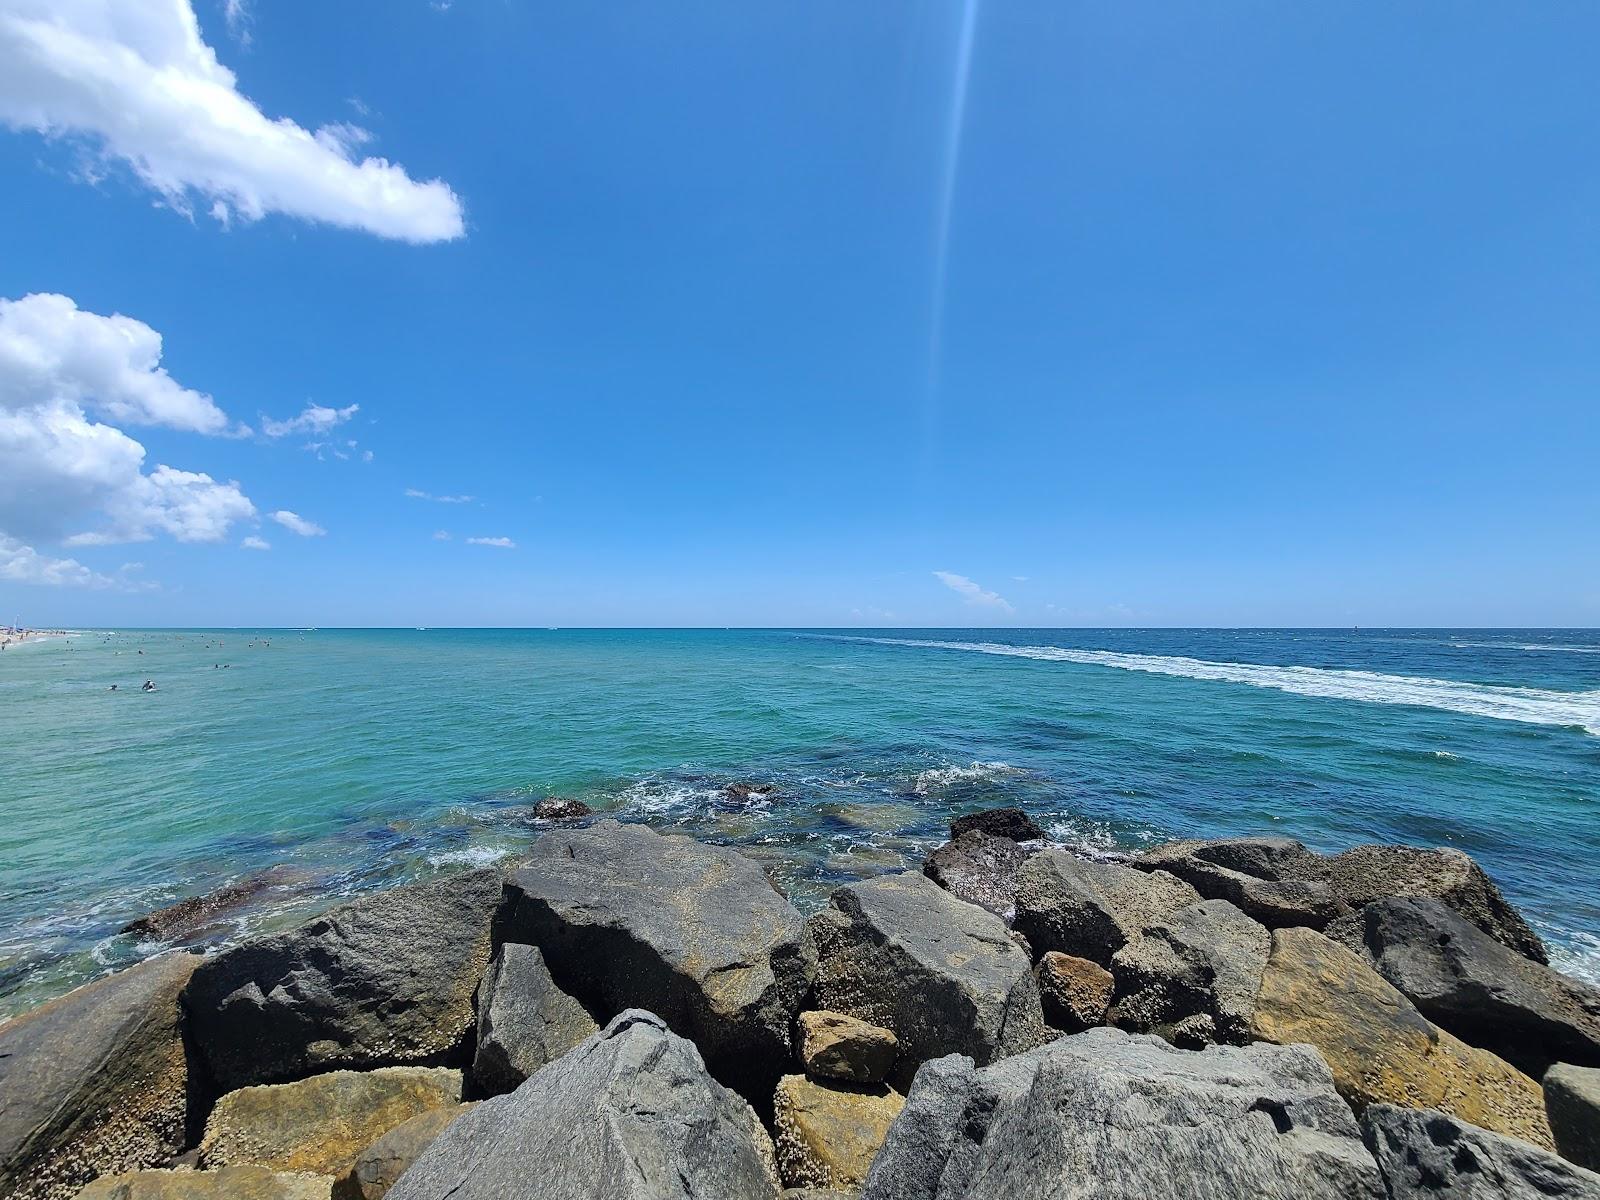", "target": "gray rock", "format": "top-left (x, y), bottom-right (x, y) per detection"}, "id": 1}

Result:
top-left (1108, 898), bottom-right (1270, 1047)
top-left (1012, 851), bottom-right (1200, 965)
top-left (808, 872), bottom-right (1046, 1091)
top-left (780, 1191), bottom-right (855, 1200)
top-left (1359, 898), bottom-right (1600, 1075)
top-left (182, 869), bottom-right (503, 1093)
top-left (860, 1026), bottom-right (1385, 1200)
top-left (921, 831), bottom-right (1034, 920)
top-left (0, 951), bottom-right (199, 1200)
top-left (385, 1010), bottom-right (780, 1200)
top-left (948, 808), bottom-right (1044, 843)
top-left (1547, 1063), bottom-right (1600, 1173)
top-left (1361, 1103), bottom-right (1600, 1198)
top-left (1135, 839), bottom-right (1342, 929)
top-left (491, 820), bottom-right (812, 1105)
top-left (471, 943), bottom-right (597, 1095)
